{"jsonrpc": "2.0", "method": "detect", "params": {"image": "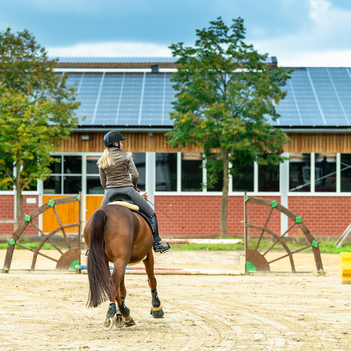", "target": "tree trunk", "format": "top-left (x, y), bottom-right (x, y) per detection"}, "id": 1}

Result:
top-left (220, 150), bottom-right (229, 239)
top-left (15, 161), bottom-right (23, 230)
